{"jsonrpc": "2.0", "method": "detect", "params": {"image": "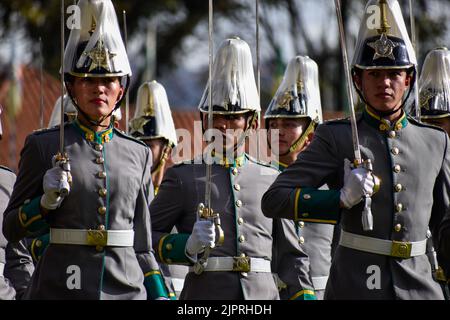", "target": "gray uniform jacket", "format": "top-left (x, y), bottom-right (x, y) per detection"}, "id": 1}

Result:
top-left (262, 110), bottom-right (450, 300)
top-left (3, 121), bottom-right (162, 300)
top-left (150, 154), bottom-right (315, 300)
top-left (0, 166), bottom-right (34, 300)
